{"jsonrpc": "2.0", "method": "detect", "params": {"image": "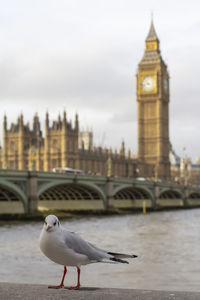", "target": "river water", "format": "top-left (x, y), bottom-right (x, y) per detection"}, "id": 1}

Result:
top-left (0, 209), bottom-right (200, 291)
